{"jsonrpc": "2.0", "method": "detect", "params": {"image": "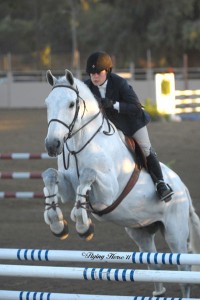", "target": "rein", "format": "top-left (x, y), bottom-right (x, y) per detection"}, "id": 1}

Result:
top-left (63, 111), bottom-right (104, 178)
